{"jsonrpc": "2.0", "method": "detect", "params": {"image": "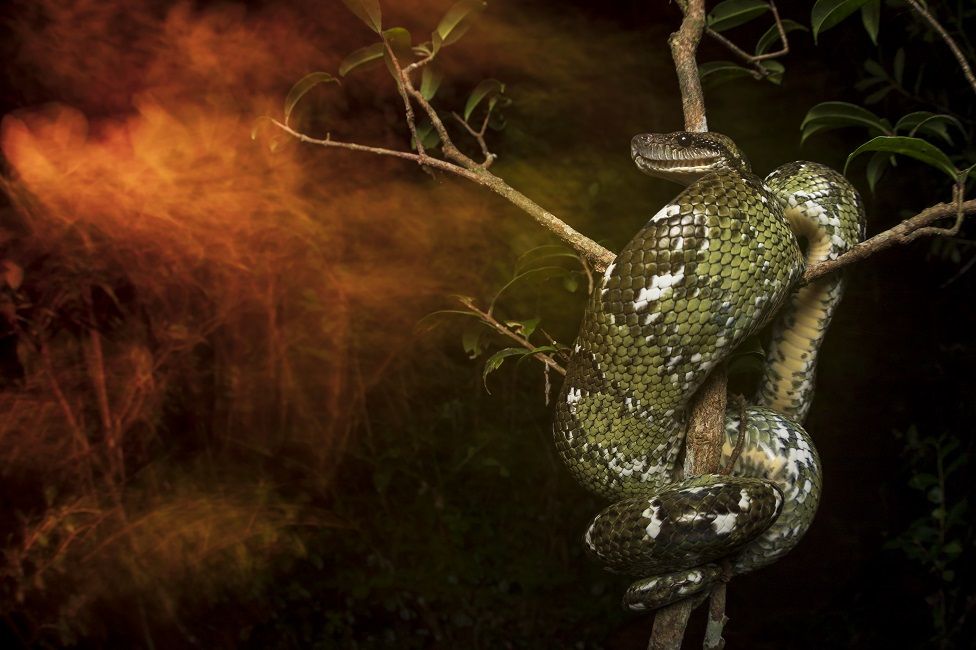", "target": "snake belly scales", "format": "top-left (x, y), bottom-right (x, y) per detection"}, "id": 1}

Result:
top-left (553, 132), bottom-right (865, 610)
